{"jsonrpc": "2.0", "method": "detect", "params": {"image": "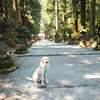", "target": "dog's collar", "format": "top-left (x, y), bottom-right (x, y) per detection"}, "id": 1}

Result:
top-left (39, 65), bottom-right (48, 69)
top-left (40, 66), bottom-right (45, 69)
top-left (40, 66), bottom-right (48, 69)
top-left (38, 65), bottom-right (44, 69)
